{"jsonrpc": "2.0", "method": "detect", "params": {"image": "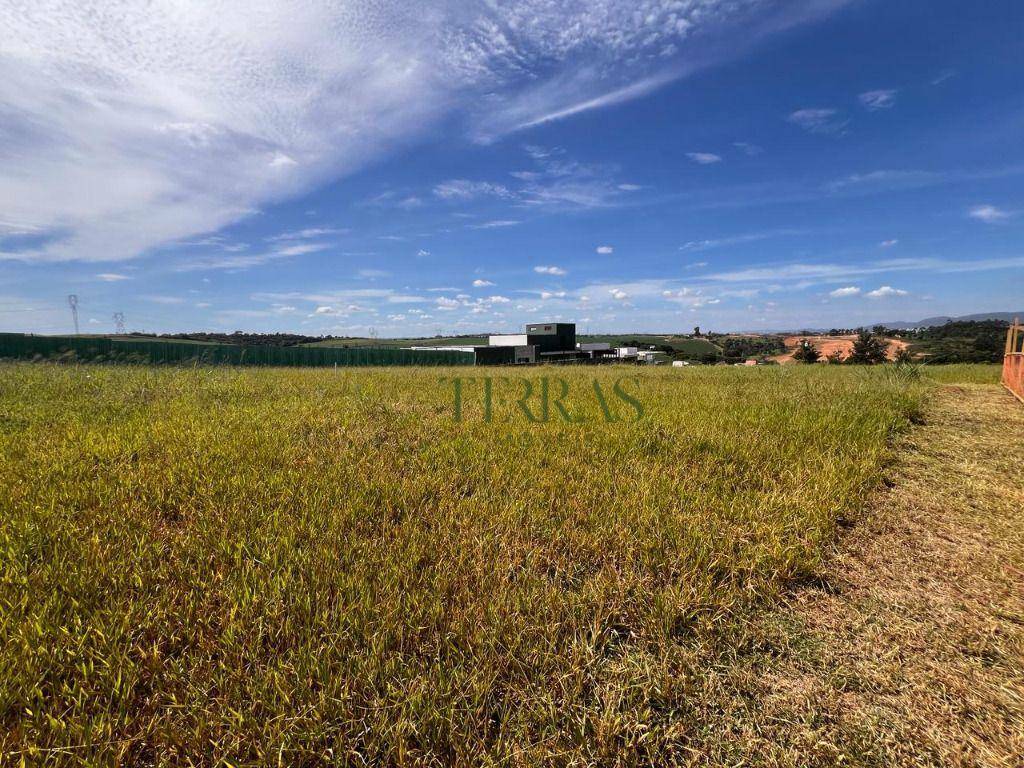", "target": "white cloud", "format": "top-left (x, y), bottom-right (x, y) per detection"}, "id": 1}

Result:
top-left (435, 297), bottom-right (461, 310)
top-left (865, 285), bottom-right (908, 299)
top-left (433, 180), bottom-right (512, 200)
top-left (787, 108), bottom-right (847, 135)
top-left (173, 241), bottom-right (330, 272)
top-left (267, 227), bottom-right (346, 242)
top-left (733, 141), bottom-right (763, 156)
top-left (827, 169), bottom-right (940, 193)
top-left (540, 290), bottom-right (566, 300)
top-left (366, 191), bottom-right (423, 210)
top-left (0, 2), bottom-right (457, 263)
top-left (269, 152), bottom-right (298, 168)
top-left (457, 149), bottom-right (641, 211)
top-left (96, 273), bottom-right (131, 282)
top-left (255, 289), bottom-right (427, 313)
top-left (1, 0), bottom-right (854, 264)
top-left (702, 255), bottom-right (1024, 285)
top-left (487, 295), bottom-right (510, 304)
top-left (277, 244), bottom-right (328, 258)
top-left (968, 204), bottom-right (1012, 223)
top-left (472, 279), bottom-right (495, 287)
top-left (489, 72), bottom-right (680, 137)
top-left (395, 196), bottom-right (423, 210)
top-left (686, 152), bottom-right (722, 165)
top-left (858, 89), bottom-right (897, 110)
top-left (534, 265), bottom-right (567, 276)
top-left (662, 288), bottom-right (694, 300)
top-left (467, 3), bottom-right (853, 140)
top-left (469, 220), bottom-right (521, 229)
top-left (829, 286), bottom-right (861, 298)
top-left (680, 229), bottom-right (803, 252)
top-left (609, 289), bottom-right (629, 301)
top-left (595, 245), bottom-right (614, 254)
top-left (880, 239), bottom-right (899, 248)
